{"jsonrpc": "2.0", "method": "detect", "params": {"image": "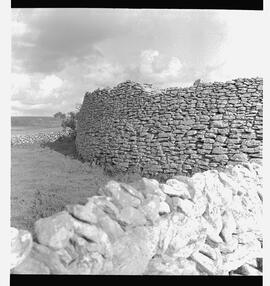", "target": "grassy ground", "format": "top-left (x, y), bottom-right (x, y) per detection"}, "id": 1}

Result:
top-left (11, 137), bottom-right (142, 234)
top-left (11, 126), bottom-right (62, 136)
